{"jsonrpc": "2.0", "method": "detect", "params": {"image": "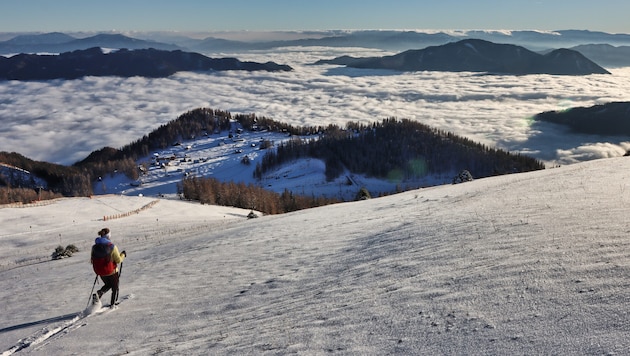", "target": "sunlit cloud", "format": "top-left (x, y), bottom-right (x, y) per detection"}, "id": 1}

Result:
top-left (1, 47), bottom-right (630, 166)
